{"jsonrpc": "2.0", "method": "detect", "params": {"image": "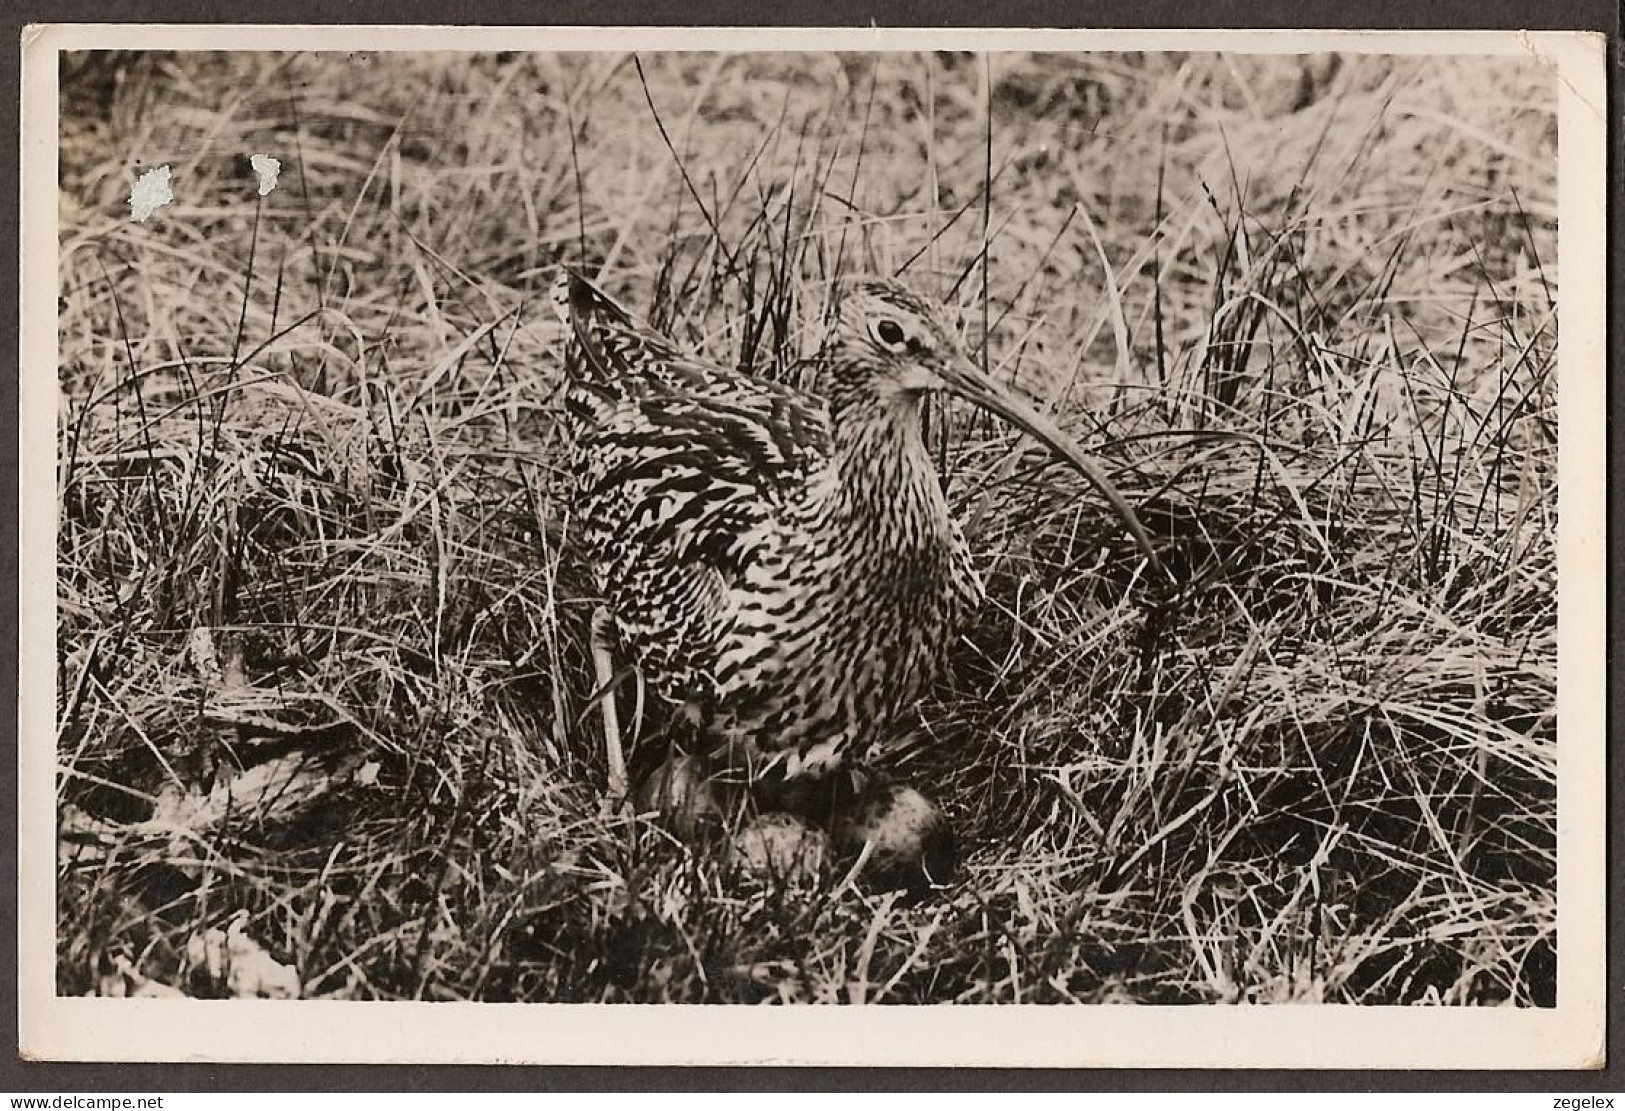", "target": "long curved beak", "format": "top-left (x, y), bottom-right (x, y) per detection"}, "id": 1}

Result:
top-left (939, 354), bottom-right (1161, 570)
